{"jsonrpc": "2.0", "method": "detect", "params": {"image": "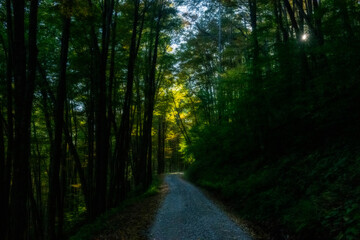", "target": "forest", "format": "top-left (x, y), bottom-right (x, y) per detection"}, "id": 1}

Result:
top-left (0, 0), bottom-right (359, 239)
